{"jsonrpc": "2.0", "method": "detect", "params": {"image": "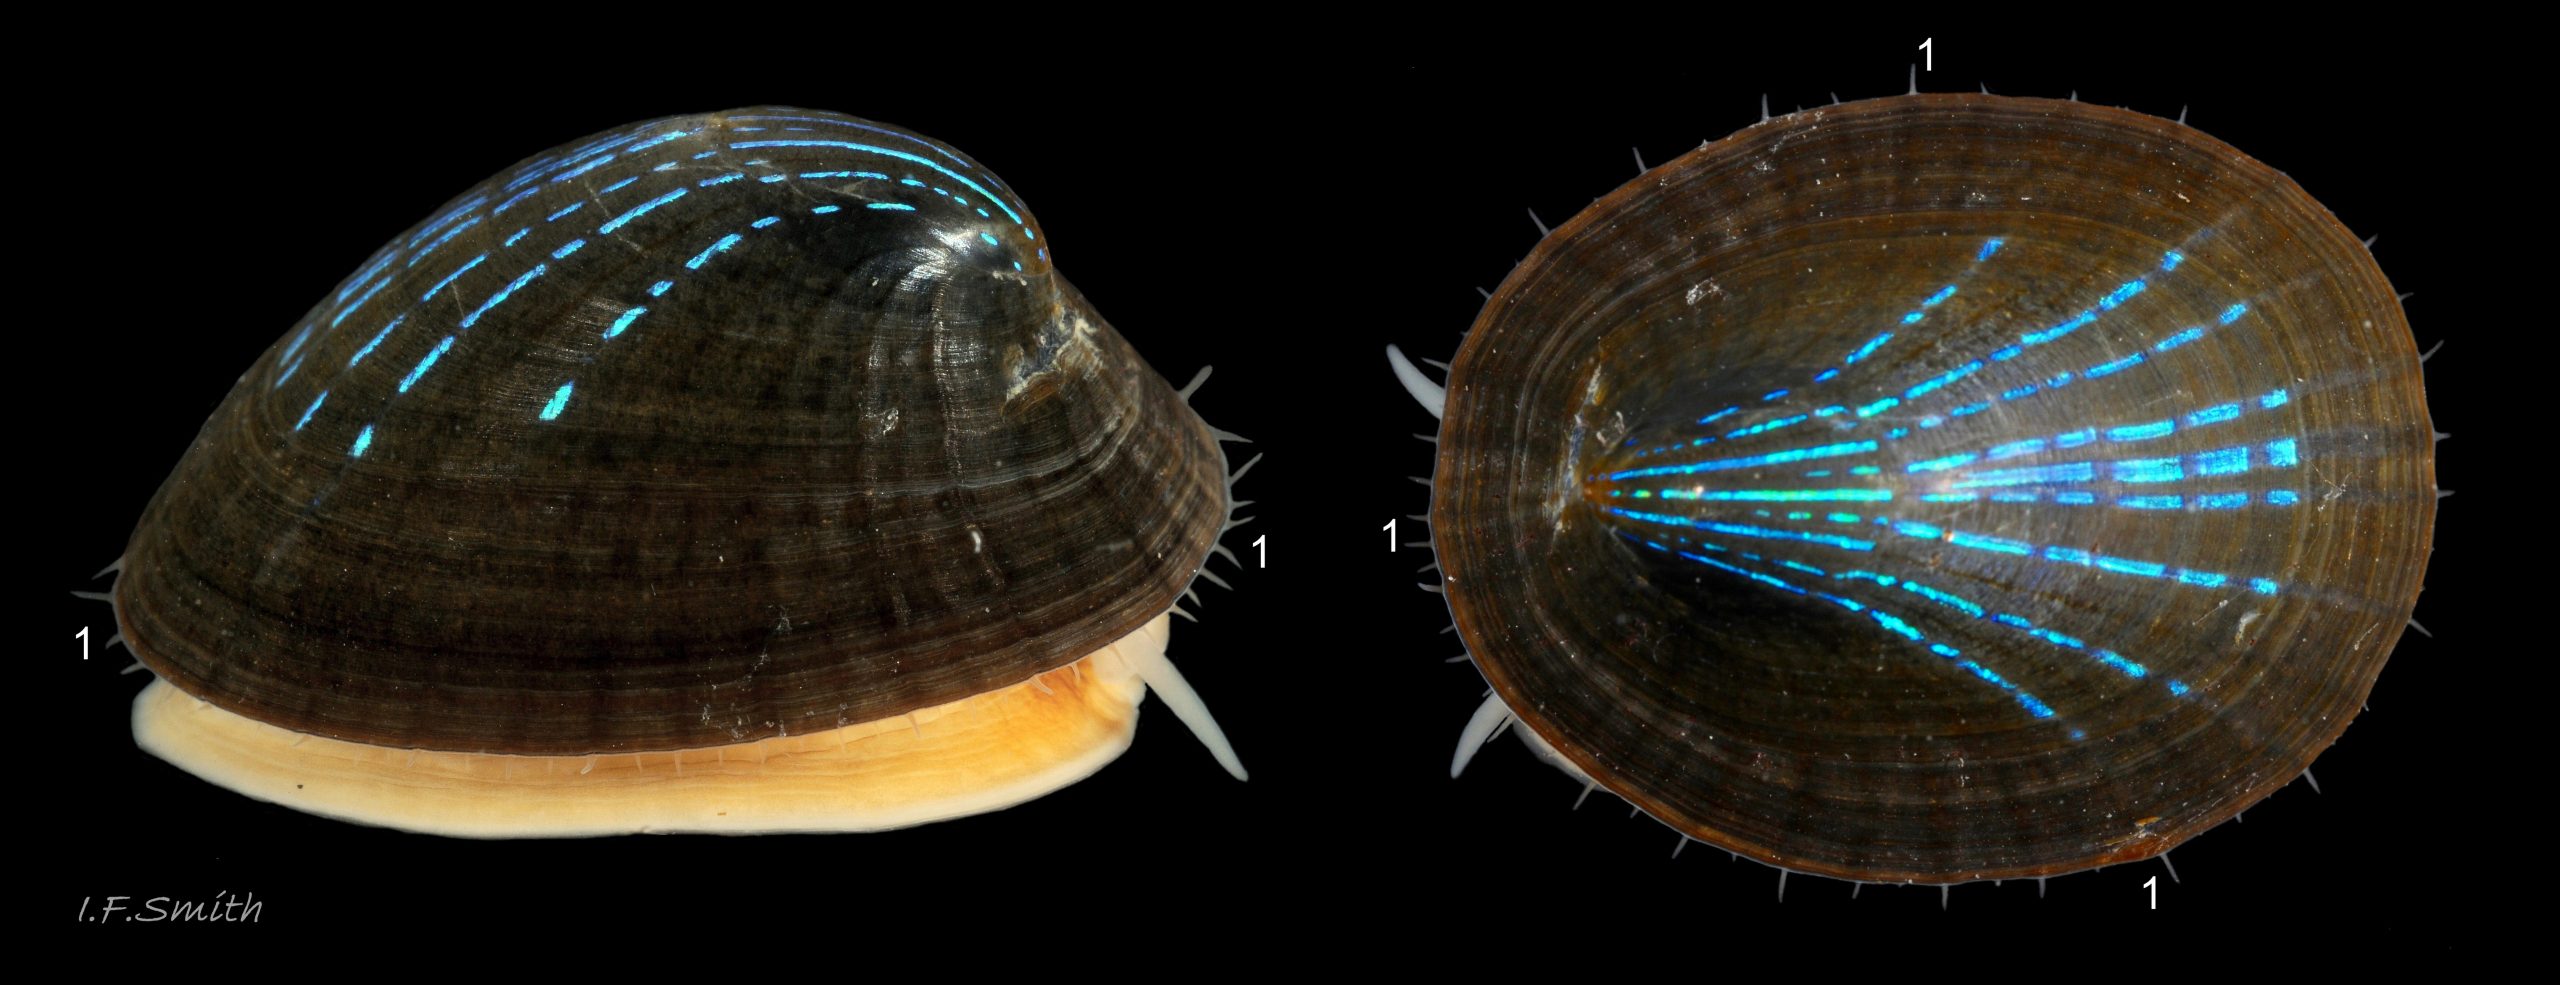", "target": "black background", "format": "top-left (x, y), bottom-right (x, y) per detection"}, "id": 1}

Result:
top-left (44, 35), bottom-right (2493, 944)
